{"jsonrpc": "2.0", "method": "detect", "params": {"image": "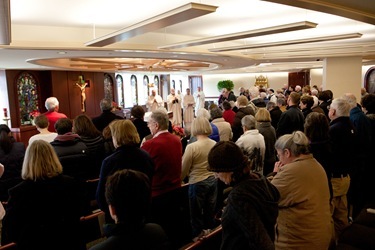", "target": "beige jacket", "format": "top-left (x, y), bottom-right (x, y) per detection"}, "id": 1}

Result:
top-left (272, 155), bottom-right (332, 249)
top-left (211, 118), bottom-right (232, 141)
